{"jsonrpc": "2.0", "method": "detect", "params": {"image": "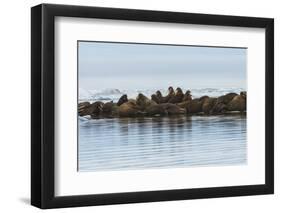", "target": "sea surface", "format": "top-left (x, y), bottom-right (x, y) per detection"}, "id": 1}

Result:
top-left (78, 114), bottom-right (247, 172)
